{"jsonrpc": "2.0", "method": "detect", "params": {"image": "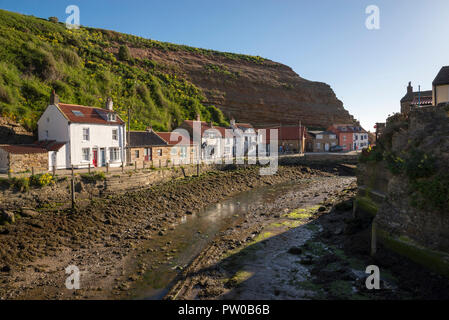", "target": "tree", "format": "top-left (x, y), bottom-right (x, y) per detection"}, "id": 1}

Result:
top-left (118, 45), bottom-right (132, 61)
